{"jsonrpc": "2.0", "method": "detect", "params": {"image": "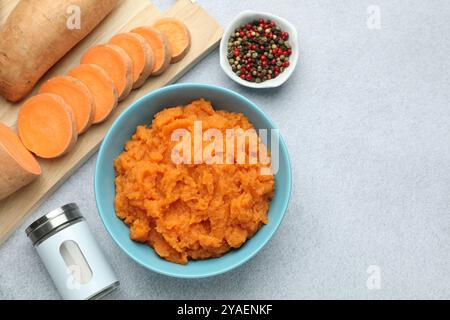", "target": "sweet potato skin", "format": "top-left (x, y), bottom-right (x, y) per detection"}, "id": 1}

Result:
top-left (0, 123), bottom-right (41, 200)
top-left (0, 0), bottom-right (118, 102)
